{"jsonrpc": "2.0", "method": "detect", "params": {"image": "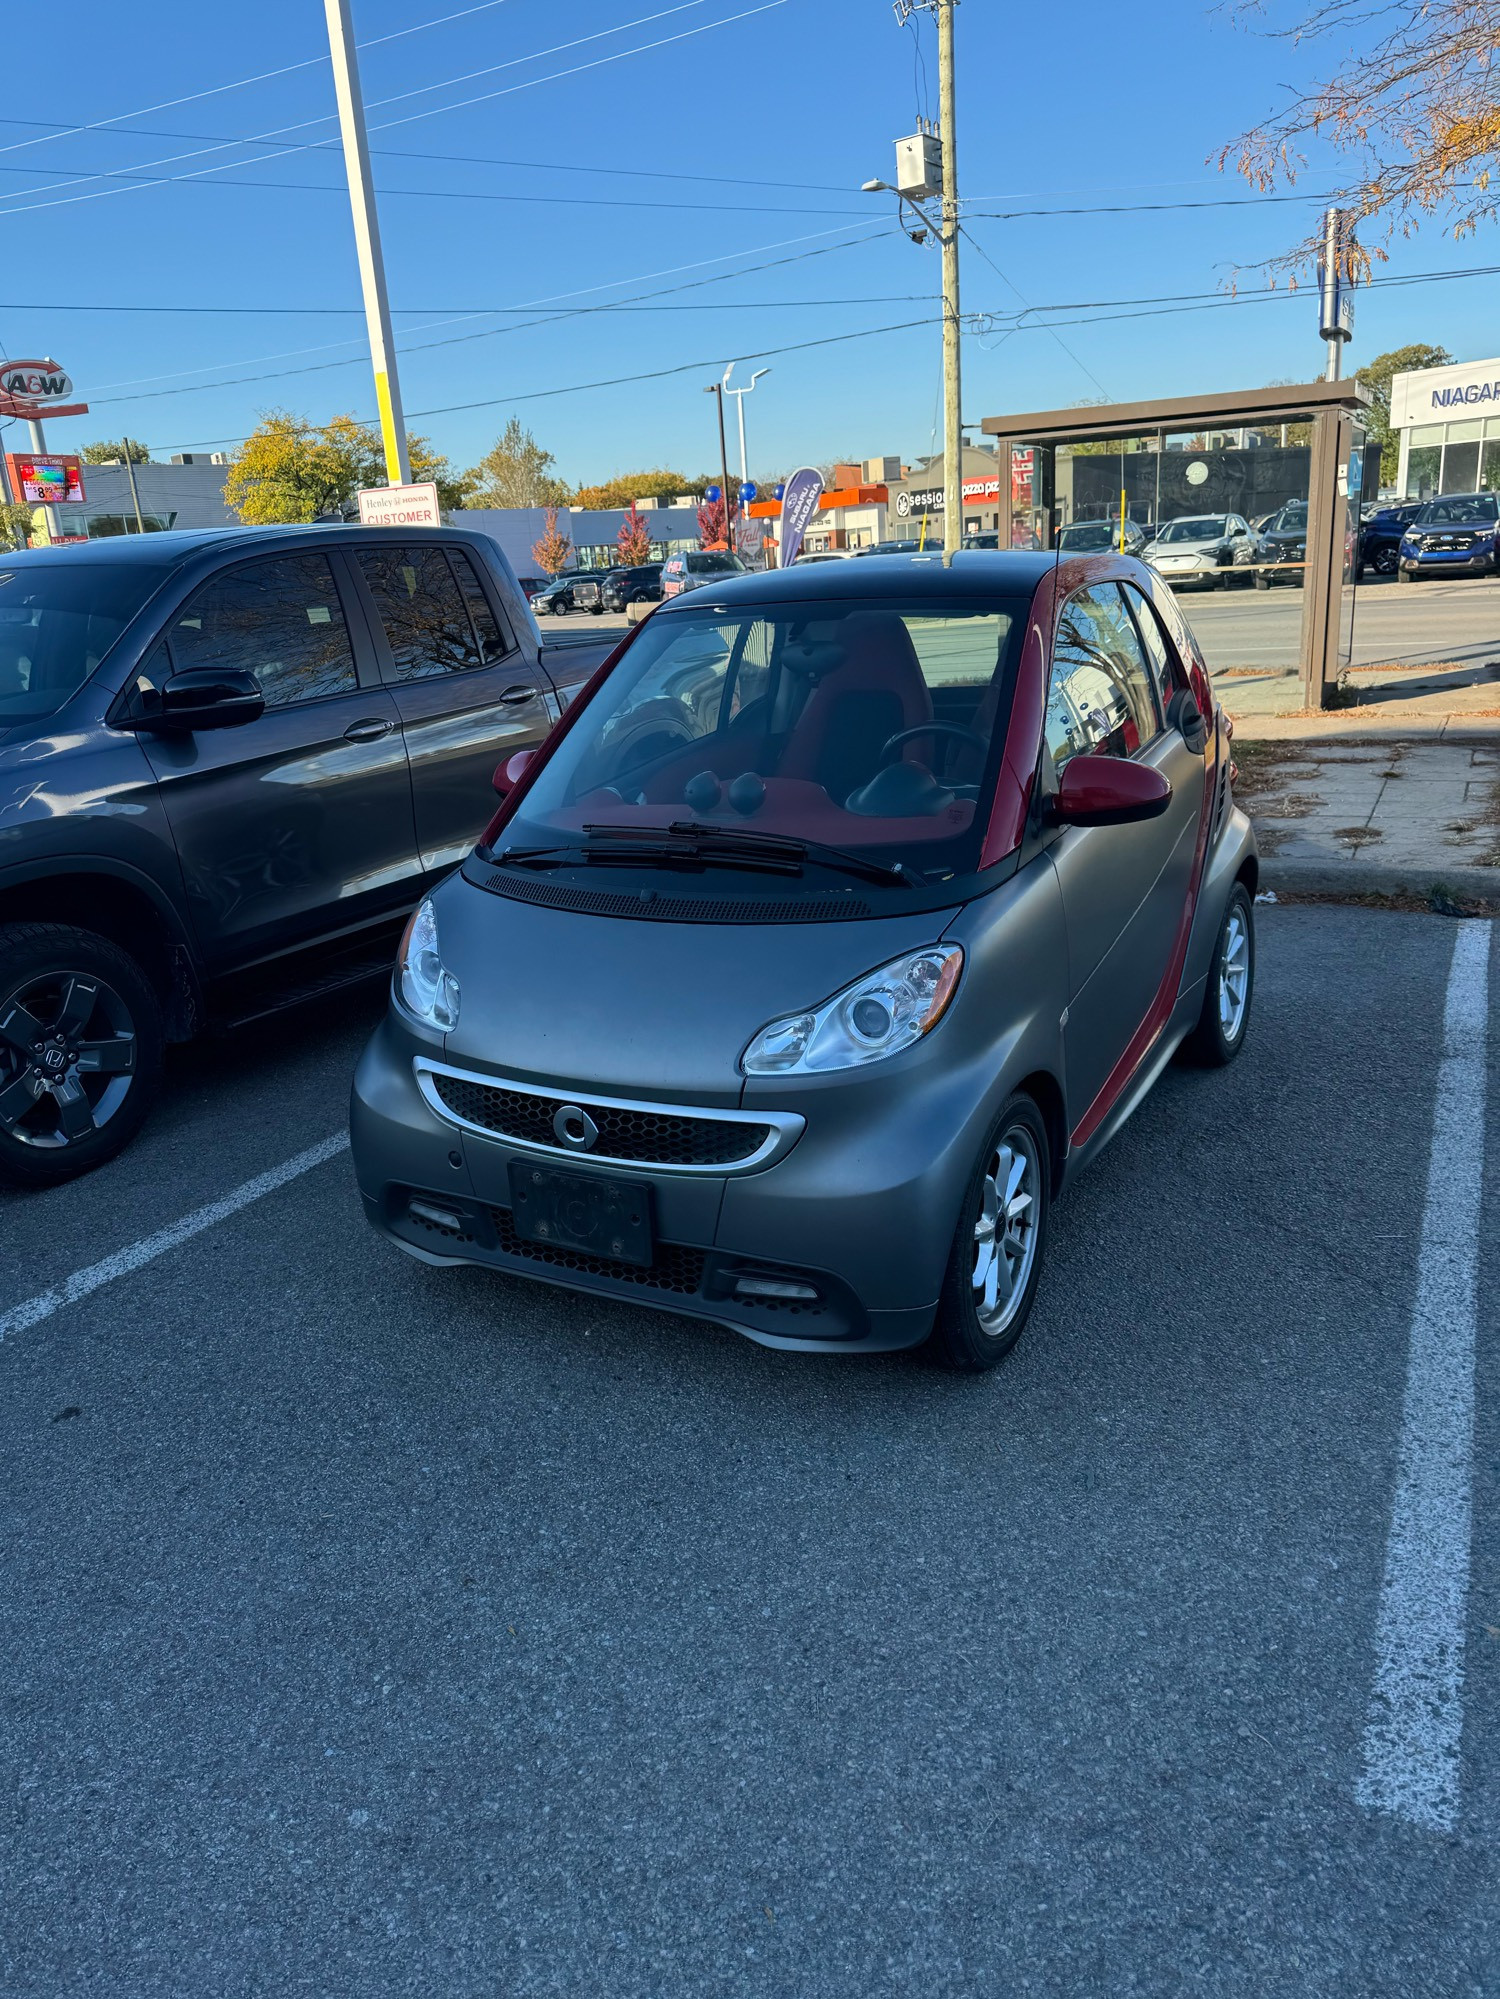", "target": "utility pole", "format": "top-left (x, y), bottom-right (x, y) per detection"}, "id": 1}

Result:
top-left (121, 443), bottom-right (145, 534)
top-left (936, 0), bottom-right (962, 555)
top-left (324, 0), bottom-right (411, 485)
top-left (704, 381), bottom-right (735, 550)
